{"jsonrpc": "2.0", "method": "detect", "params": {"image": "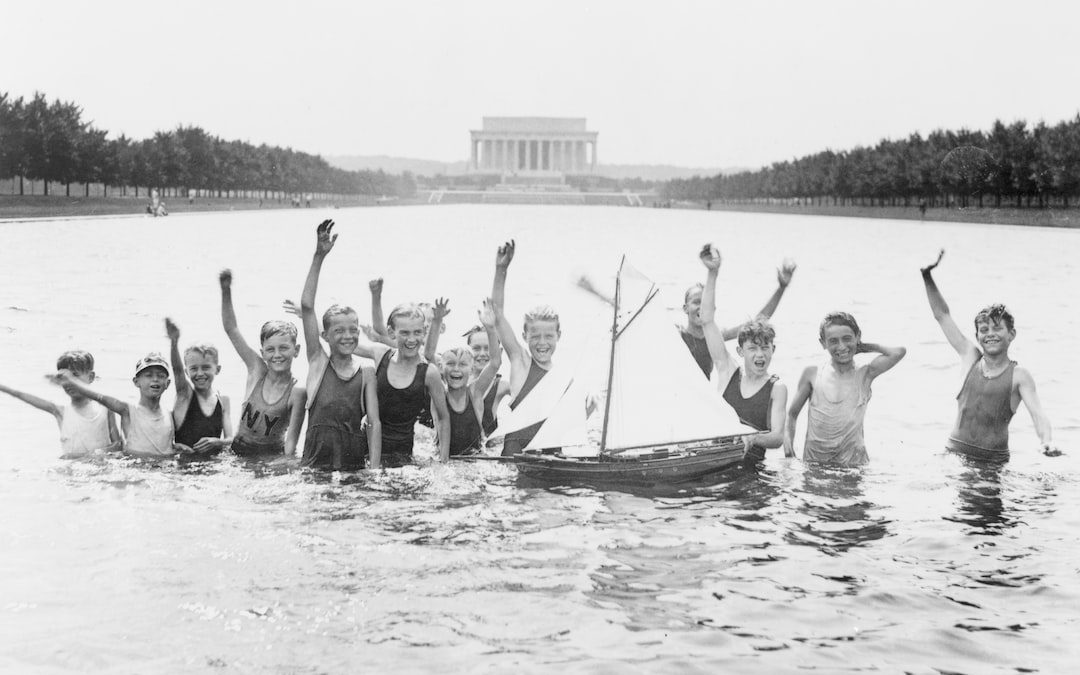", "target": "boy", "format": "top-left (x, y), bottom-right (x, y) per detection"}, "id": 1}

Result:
top-left (920, 249), bottom-right (1058, 459)
top-left (1, 350), bottom-right (120, 458)
top-left (220, 269), bottom-right (306, 458)
top-left (299, 219), bottom-right (381, 470)
top-left (166, 318), bottom-right (232, 457)
top-left (679, 258), bottom-right (797, 378)
top-left (698, 245), bottom-right (789, 461)
top-left (491, 239), bottom-right (561, 456)
top-left (50, 353), bottom-right (182, 458)
top-left (784, 312), bottom-right (906, 466)
top-left (463, 322), bottom-right (512, 437)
